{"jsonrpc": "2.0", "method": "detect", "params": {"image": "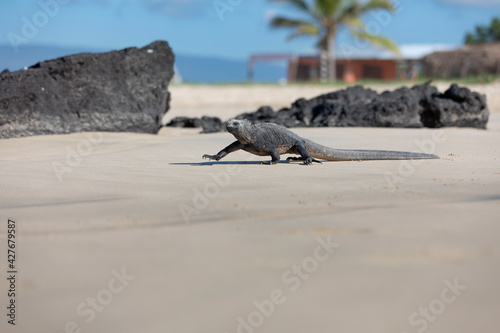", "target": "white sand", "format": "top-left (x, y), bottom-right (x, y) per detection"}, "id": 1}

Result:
top-left (166, 81), bottom-right (500, 122)
top-left (0, 83), bottom-right (499, 333)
